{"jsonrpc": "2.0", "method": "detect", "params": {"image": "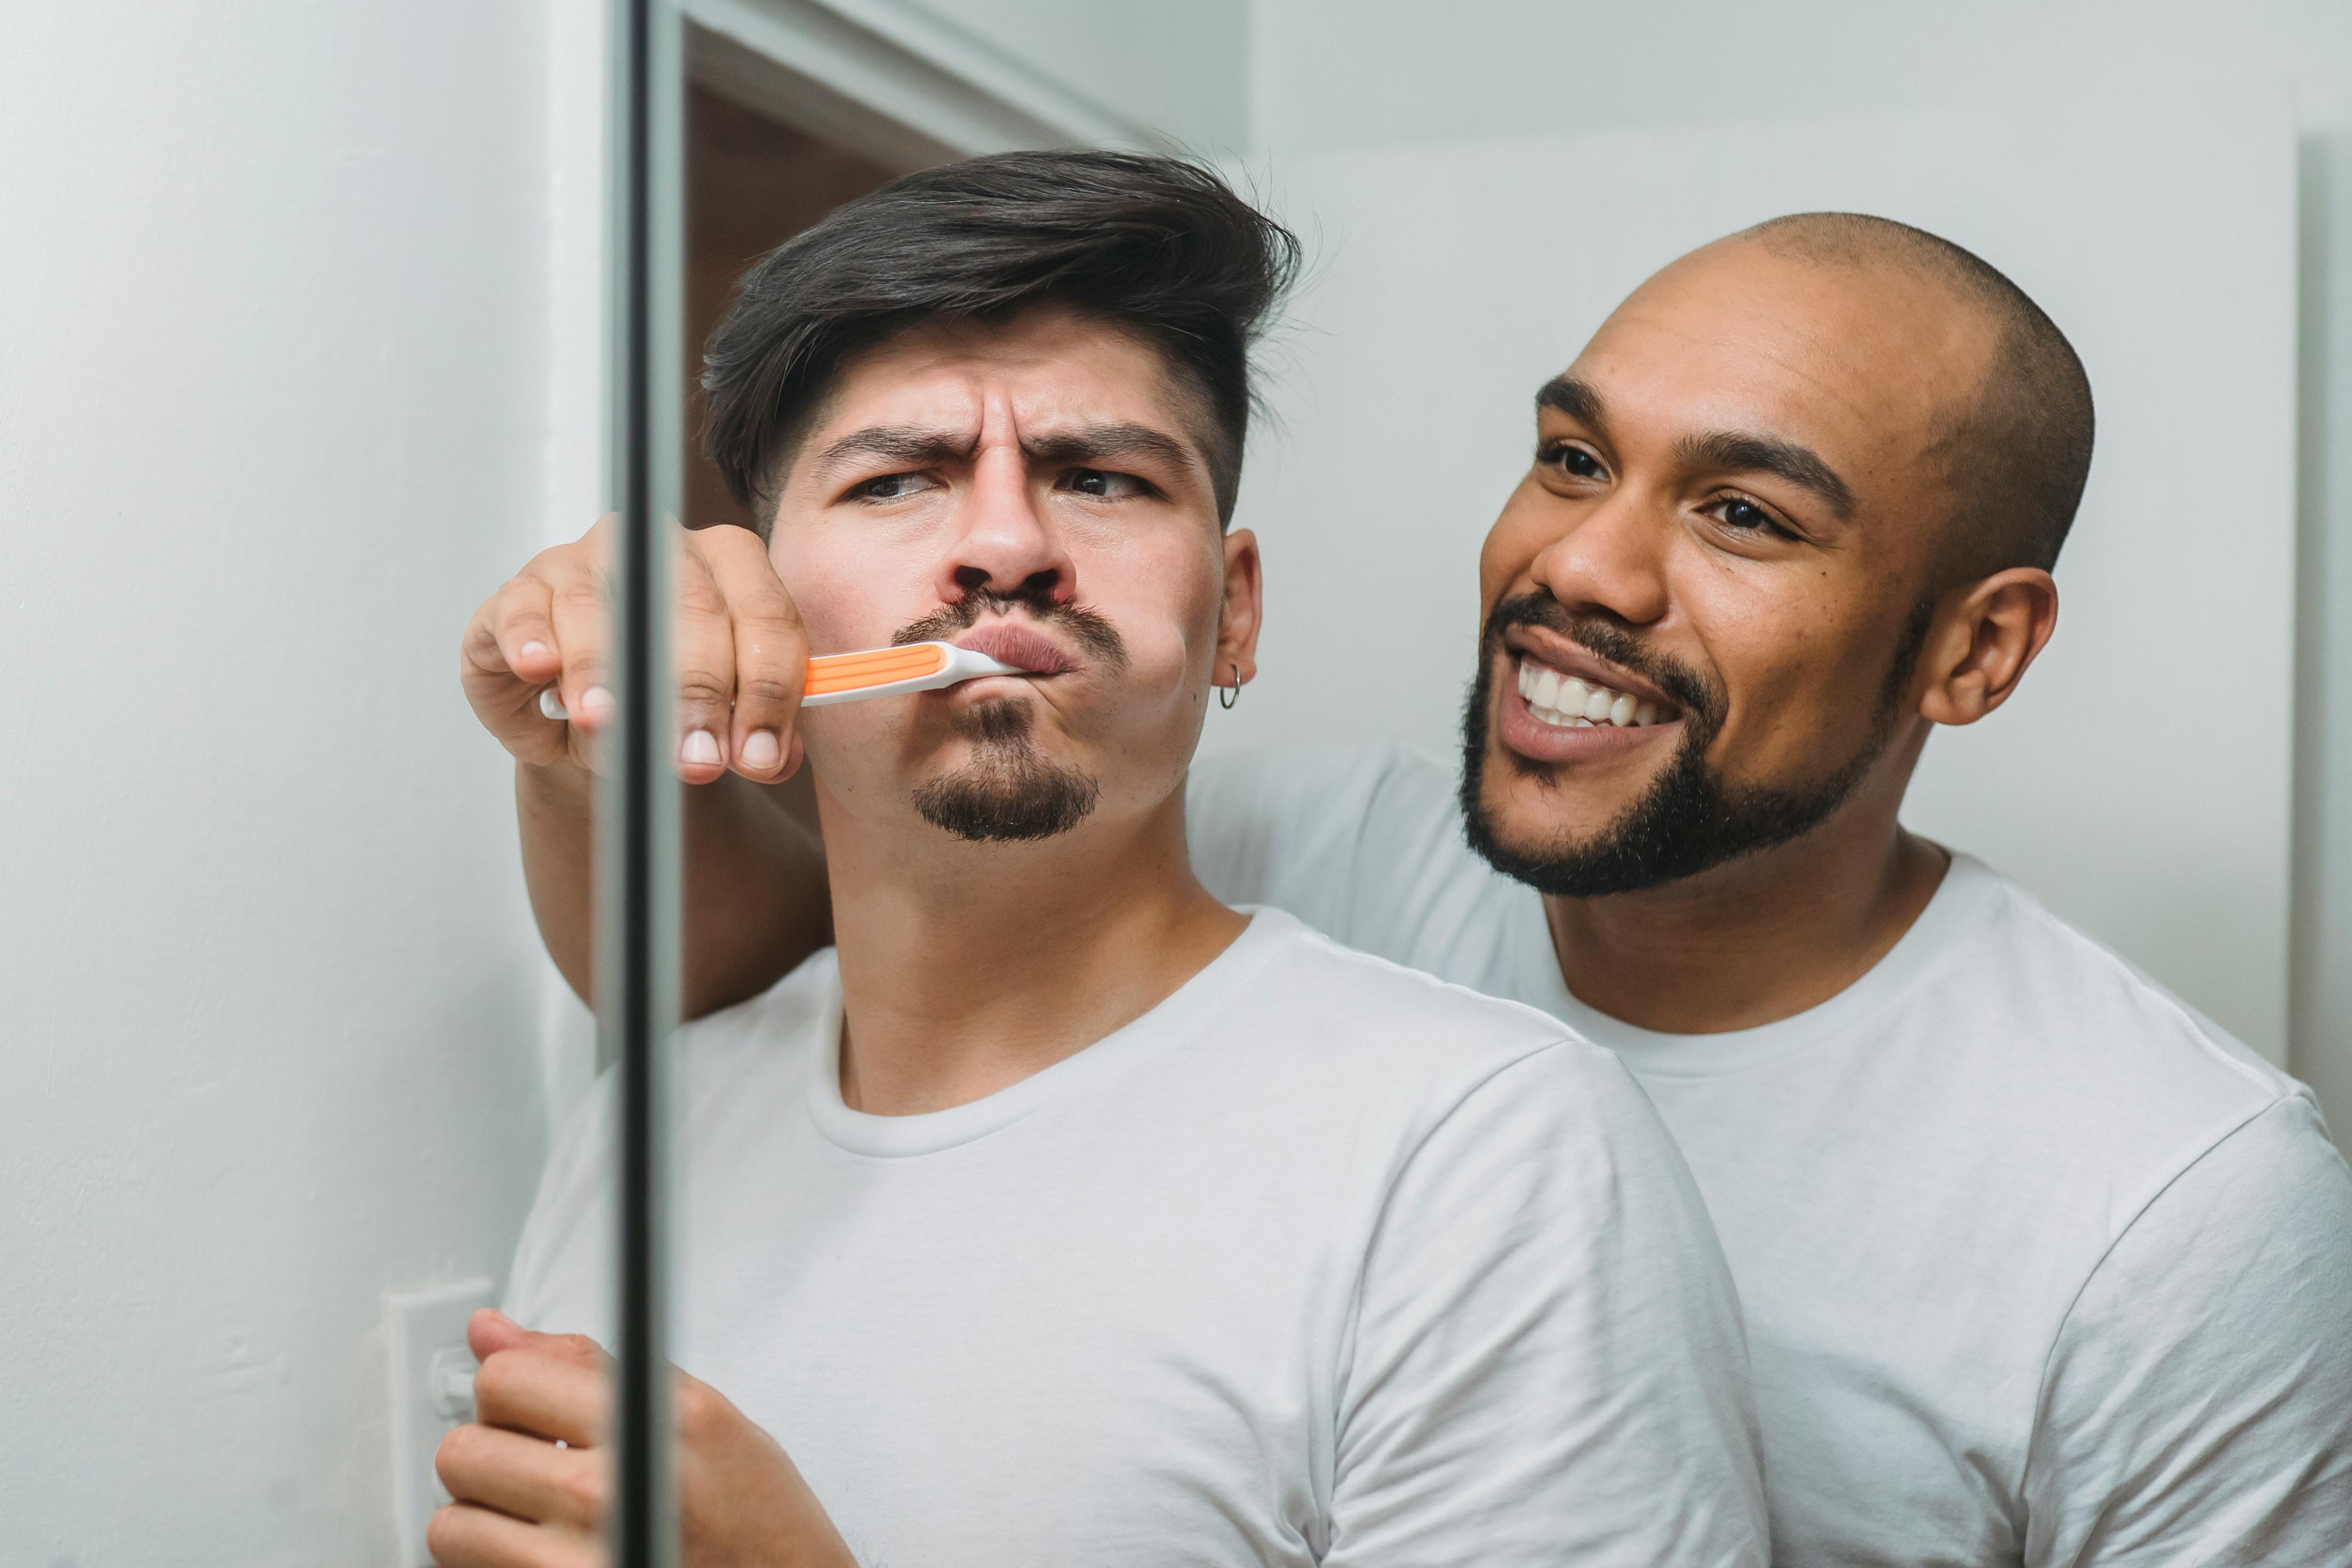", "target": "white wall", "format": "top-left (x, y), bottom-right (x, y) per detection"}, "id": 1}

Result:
top-left (1247, 0), bottom-right (2352, 1133)
top-left (918, 0), bottom-right (1251, 151)
top-left (0, 3), bottom-right (575, 1561)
